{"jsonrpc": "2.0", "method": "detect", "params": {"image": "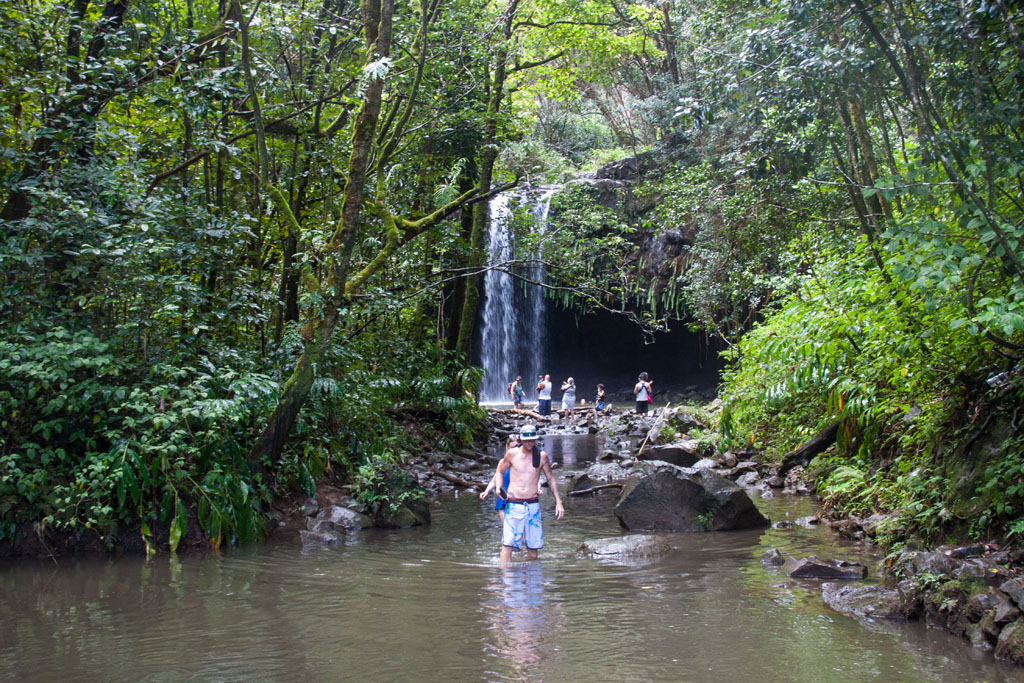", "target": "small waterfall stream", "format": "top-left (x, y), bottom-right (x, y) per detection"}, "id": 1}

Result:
top-left (478, 187), bottom-right (558, 403)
